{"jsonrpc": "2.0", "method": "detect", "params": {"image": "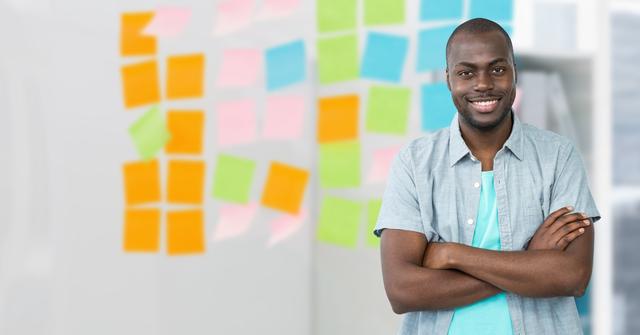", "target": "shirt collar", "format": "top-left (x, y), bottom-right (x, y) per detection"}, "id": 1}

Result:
top-left (448, 111), bottom-right (524, 167)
